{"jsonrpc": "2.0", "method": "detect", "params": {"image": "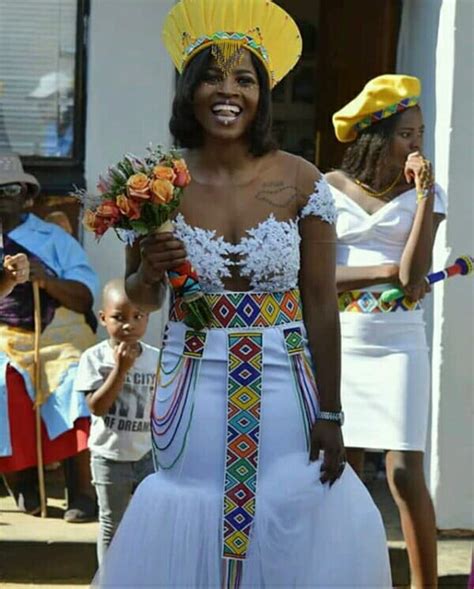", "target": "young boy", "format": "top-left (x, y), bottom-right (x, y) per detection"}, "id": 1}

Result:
top-left (74, 278), bottom-right (159, 563)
